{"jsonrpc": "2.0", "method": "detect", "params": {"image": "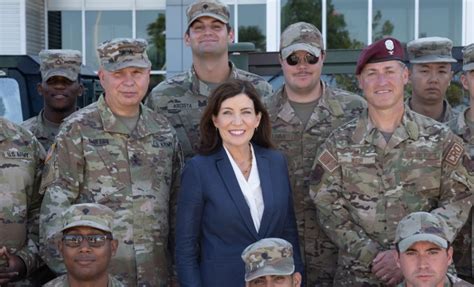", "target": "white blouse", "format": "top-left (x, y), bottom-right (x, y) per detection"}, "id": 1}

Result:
top-left (224, 145), bottom-right (264, 232)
